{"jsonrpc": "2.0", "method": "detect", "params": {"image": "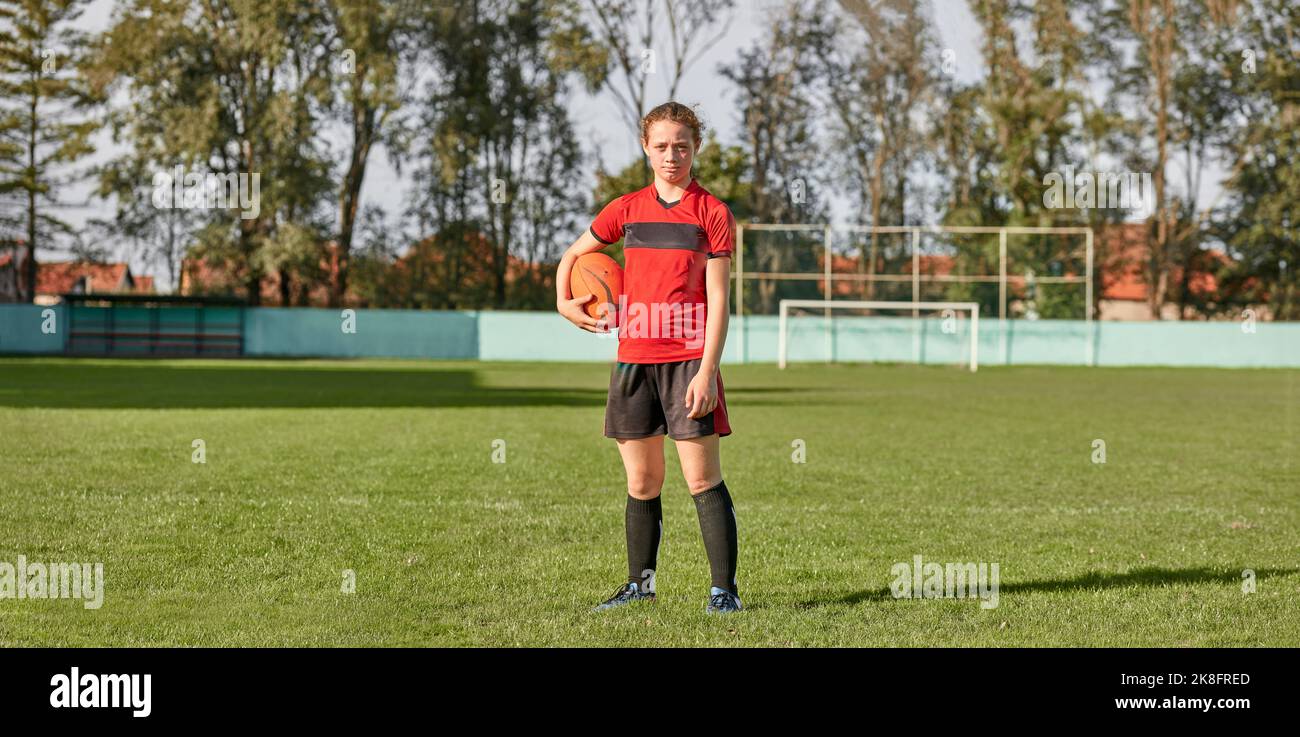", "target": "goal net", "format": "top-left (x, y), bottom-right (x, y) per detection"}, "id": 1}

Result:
top-left (736, 225), bottom-right (1093, 365)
